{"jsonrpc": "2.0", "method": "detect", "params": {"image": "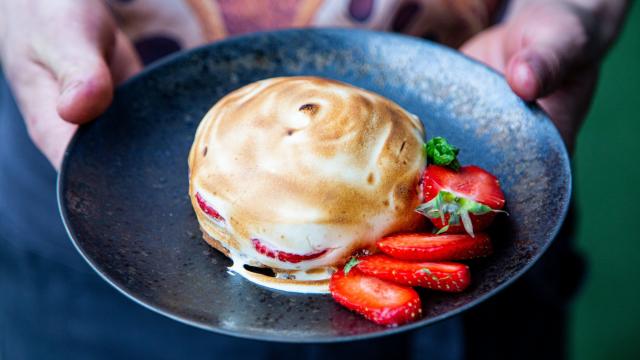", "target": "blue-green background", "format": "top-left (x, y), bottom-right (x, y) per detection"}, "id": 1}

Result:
top-left (570, 3), bottom-right (640, 359)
